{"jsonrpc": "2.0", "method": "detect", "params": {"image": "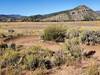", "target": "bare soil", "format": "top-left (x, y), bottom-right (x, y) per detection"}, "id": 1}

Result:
top-left (7, 35), bottom-right (100, 75)
top-left (7, 35), bottom-right (62, 51)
